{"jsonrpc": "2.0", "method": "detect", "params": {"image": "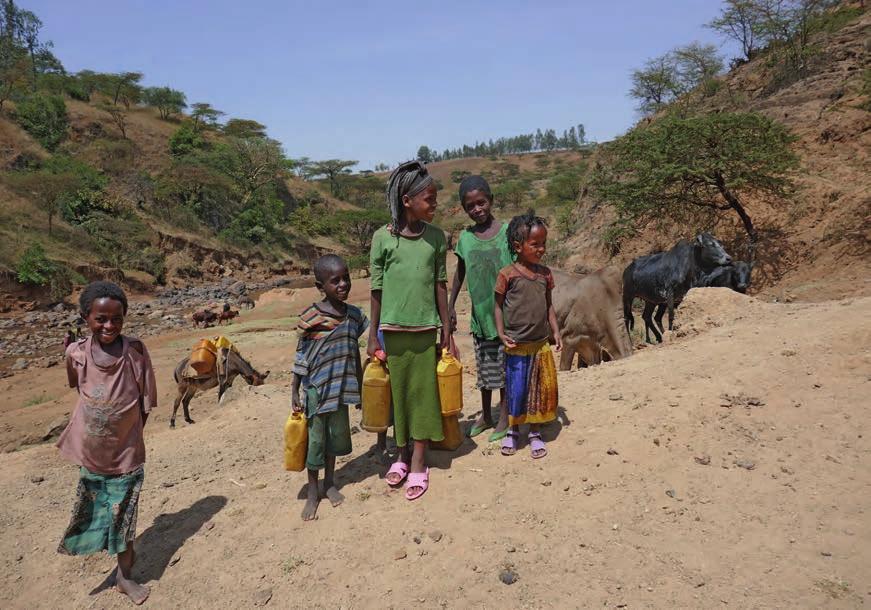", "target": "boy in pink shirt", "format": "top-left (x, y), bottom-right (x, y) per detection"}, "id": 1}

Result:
top-left (56, 281), bottom-right (156, 605)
